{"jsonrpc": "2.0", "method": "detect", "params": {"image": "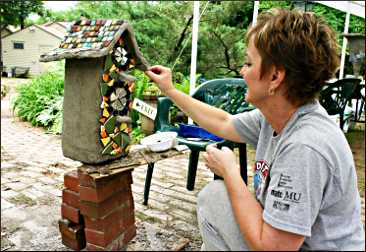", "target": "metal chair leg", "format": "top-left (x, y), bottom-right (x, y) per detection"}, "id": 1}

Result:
top-left (143, 162), bottom-right (155, 205)
top-left (187, 151), bottom-right (199, 191)
top-left (239, 143), bottom-right (248, 184)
